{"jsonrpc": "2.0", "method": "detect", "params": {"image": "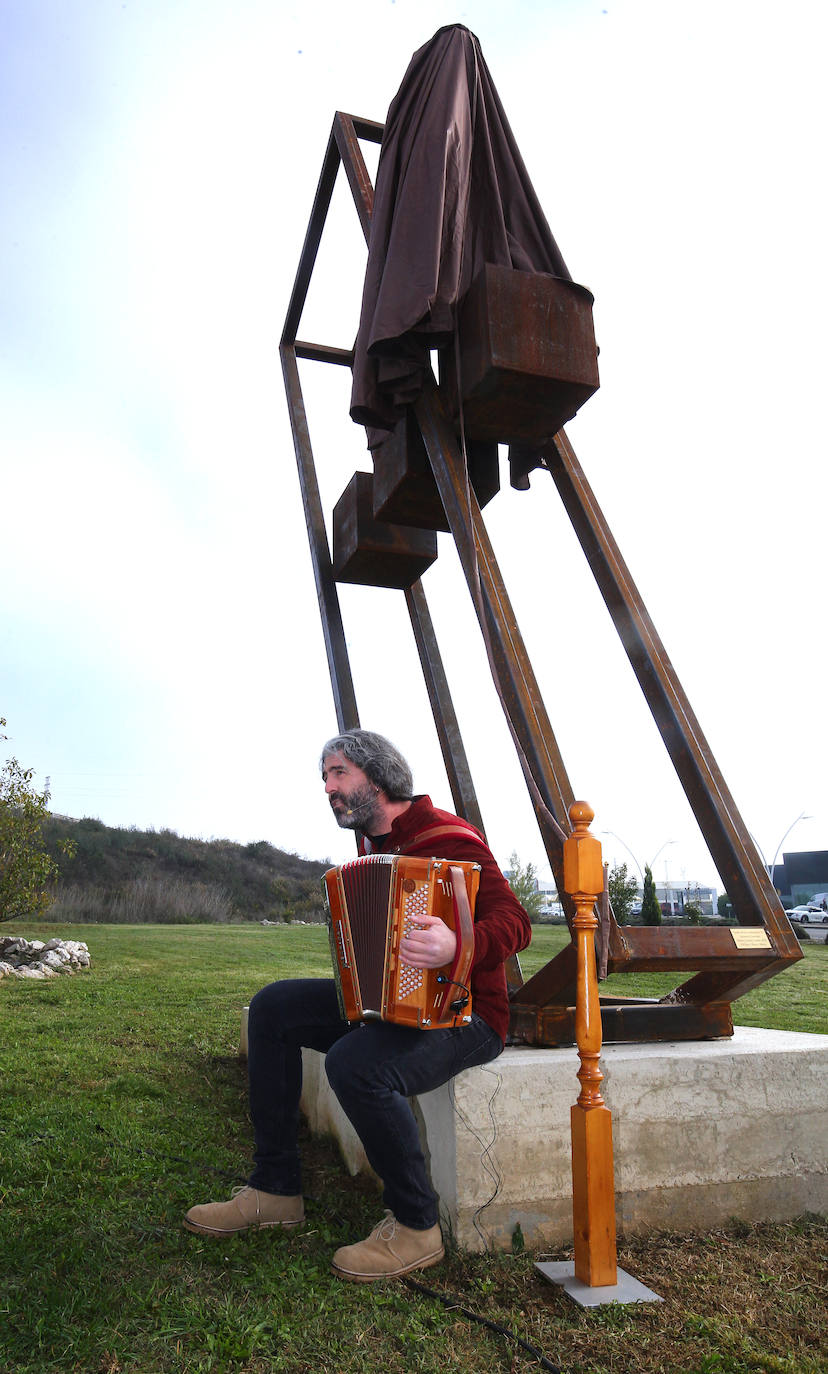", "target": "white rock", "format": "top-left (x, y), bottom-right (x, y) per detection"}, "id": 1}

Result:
top-left (0, 935), bottom-right (91, 977)
top-left (64, 941), bottom-right (91, 966)
top-left (0, 937), bottom-right (27, 956)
